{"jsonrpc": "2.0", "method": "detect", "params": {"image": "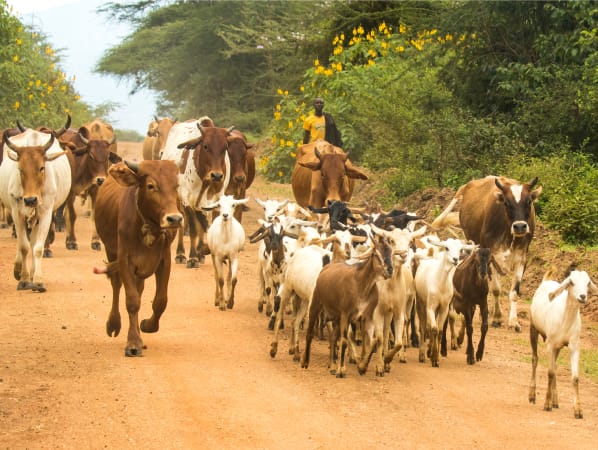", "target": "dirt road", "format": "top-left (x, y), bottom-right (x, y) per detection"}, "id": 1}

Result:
top-left (1, 142), bottom-right (597, 449)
